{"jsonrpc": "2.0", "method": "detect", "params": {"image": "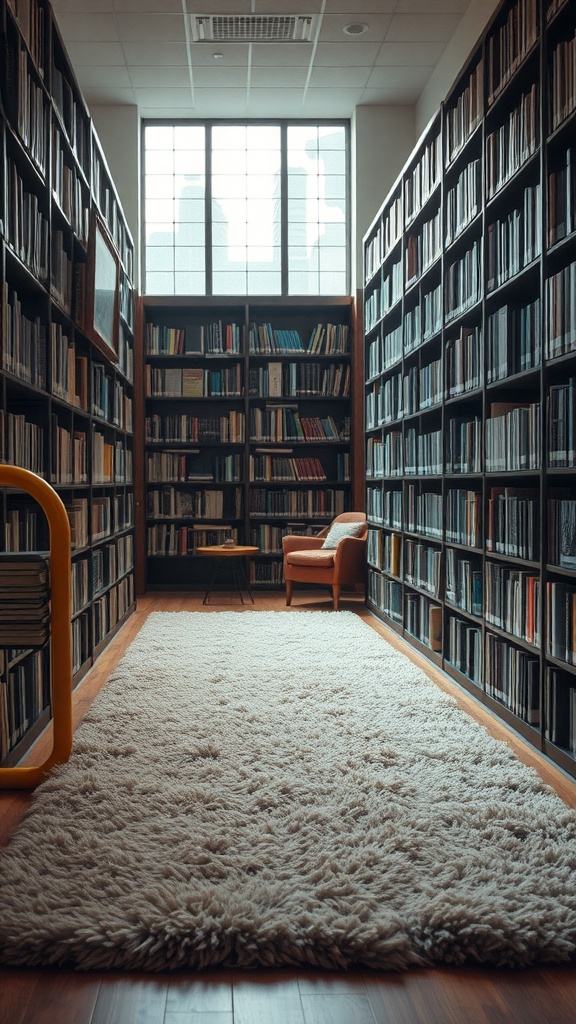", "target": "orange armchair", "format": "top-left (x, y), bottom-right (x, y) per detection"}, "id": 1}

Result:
top-left (282, 512), bottom-right (368, 611)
